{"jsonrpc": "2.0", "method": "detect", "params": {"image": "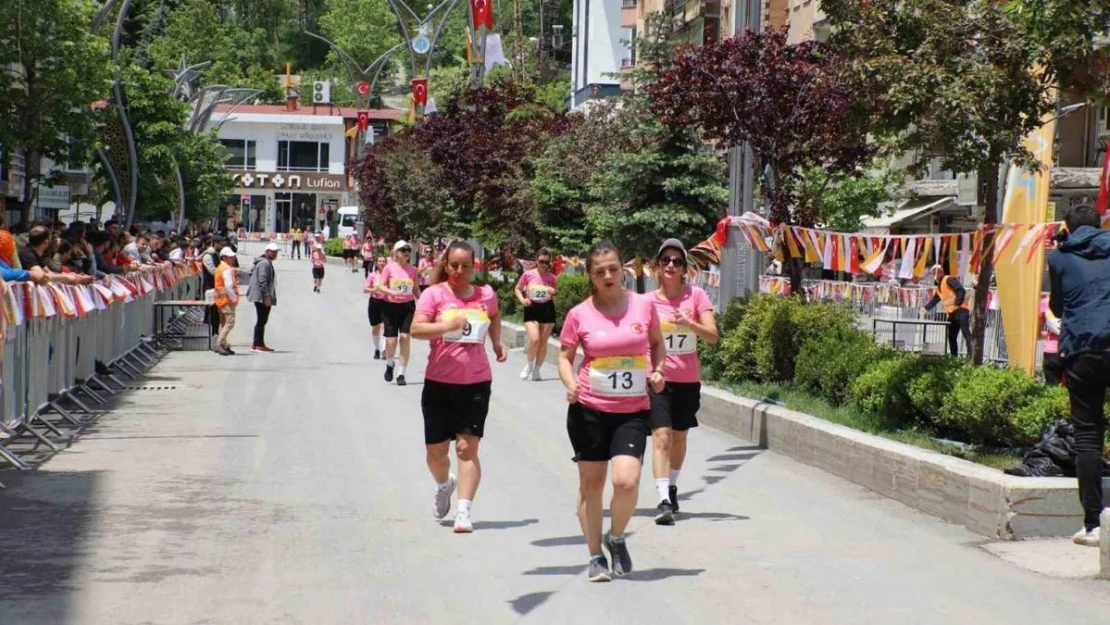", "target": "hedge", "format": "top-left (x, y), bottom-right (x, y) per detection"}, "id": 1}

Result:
top-left (704, 294), bottom-right (1087, 450)
top-left (323, 237), bottom-right (344, 257)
